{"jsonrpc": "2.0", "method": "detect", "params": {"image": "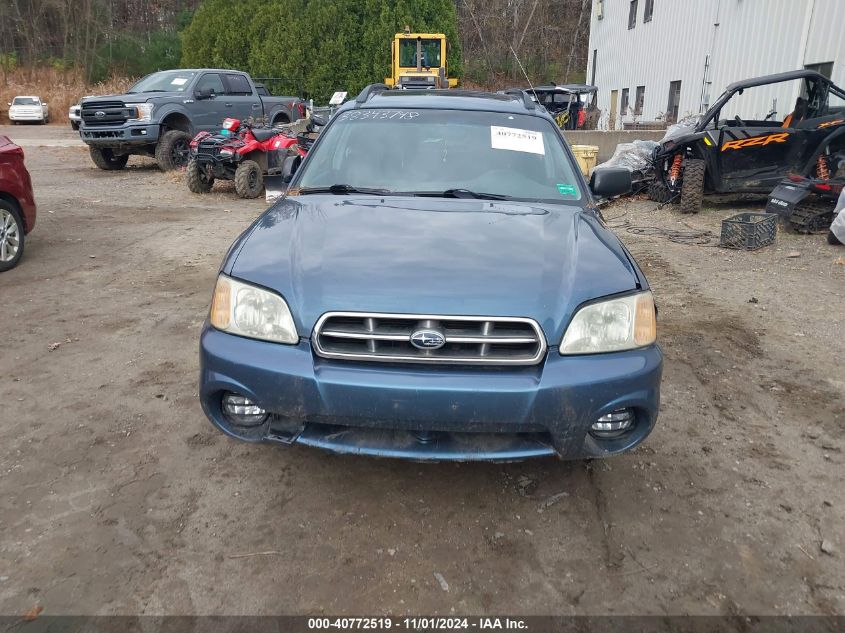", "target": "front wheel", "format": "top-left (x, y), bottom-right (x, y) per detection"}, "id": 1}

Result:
top-left (647, 180), bottom-right (674, 204)
top-left (71, 121), bottom-right (80, 131)
top-left (155, 130), bottom-right (192, 171)
top-left (234, 160), bottom-right (264, 199)
top-left (89, 146), bottom-right (129, 170)
top-left (679, 158), bottom-right (705, 214)
top-left (0, 201), bottom-right (25, 272)
top-left (186, 159), bottom-right (214, 194)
